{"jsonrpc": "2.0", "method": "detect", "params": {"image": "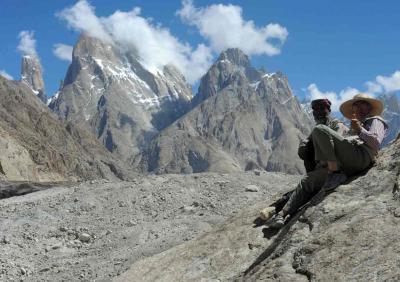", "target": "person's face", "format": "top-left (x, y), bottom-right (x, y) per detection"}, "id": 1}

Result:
top-left (312, 104), bottom-right (330, 122)
top-left (352, 101), bottom-right (371, 120)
